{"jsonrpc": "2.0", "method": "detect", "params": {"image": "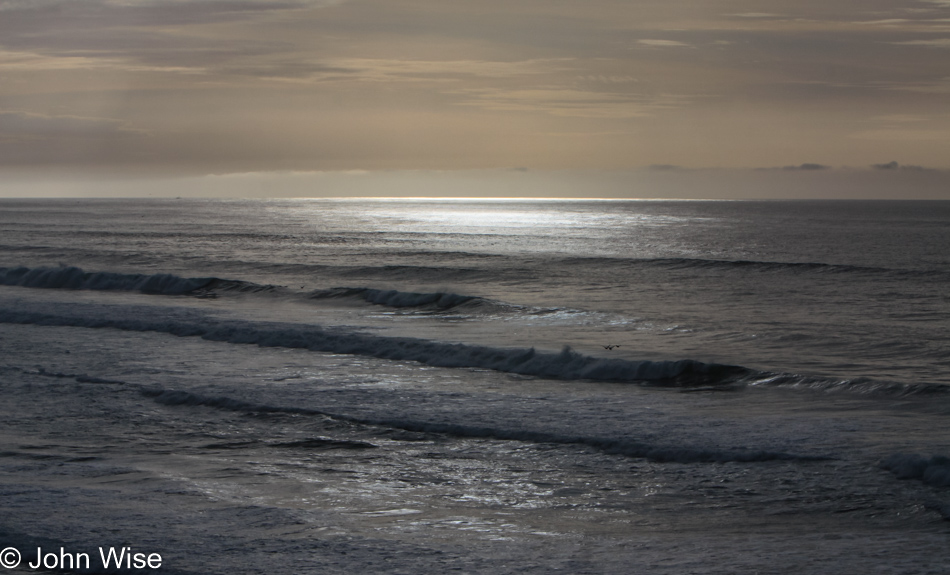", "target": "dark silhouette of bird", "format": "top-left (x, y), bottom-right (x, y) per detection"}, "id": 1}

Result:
top-left (603, 344), bottom-right (621, 350)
